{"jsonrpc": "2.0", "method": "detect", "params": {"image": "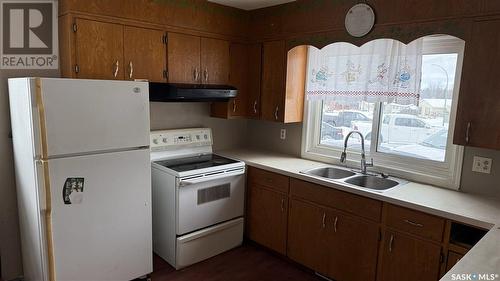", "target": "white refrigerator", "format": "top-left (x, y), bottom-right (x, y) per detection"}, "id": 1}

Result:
top-left (8, 78), bottom-right (153, 281)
